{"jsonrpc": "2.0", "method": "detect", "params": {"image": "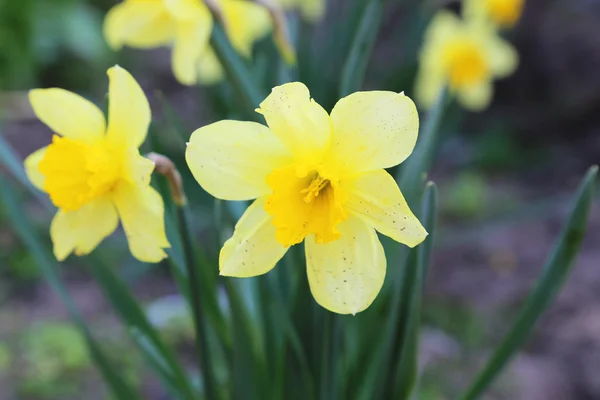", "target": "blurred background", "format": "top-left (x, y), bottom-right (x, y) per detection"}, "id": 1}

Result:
top-left (0, 0), bottom-right (599, 398)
